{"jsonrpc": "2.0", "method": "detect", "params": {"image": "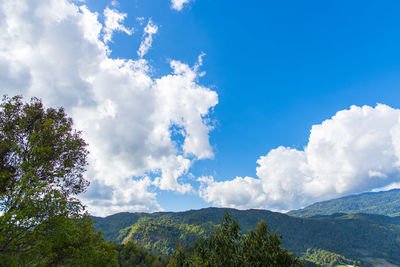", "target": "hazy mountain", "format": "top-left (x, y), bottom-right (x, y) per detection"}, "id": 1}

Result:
top-left (288, 189), bottom-right (400, 218)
